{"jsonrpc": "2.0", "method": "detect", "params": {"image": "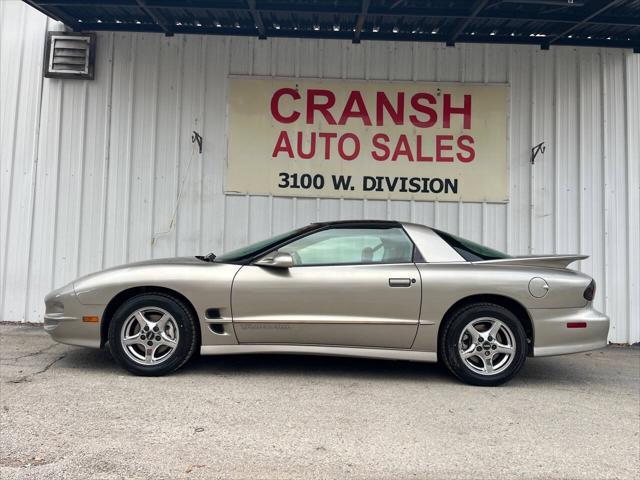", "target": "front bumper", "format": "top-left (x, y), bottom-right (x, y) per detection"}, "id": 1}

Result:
top-left (530, 305), bottom-right (609, 357)
top-left (44, 283), bottom-right (102, 348)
